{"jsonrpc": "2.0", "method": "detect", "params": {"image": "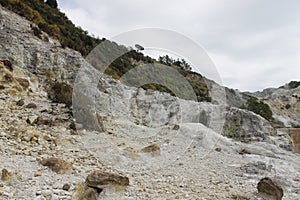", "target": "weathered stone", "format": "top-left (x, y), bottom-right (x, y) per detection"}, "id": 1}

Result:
top-left (16, 99), bottom-right (24, 106)
top-left (26, 103), bottom-right (37, 109)
top-left (0, 85), bottom-right (5, 90)
top-left (86, 170), bottom-right (129, 190)
top-left (257, 177), bottom-right (283, 200)
top-left (40, 157), bottom-right (72, 174)
top-left (15, 77), bottom-right (29, 89)
top-left (72, 183), bottom-right (97, 200)
top-left (222, 107), bottom-right (276, 142)
top-left (141, 144), bottom-right (161, 156)
top-left (62, 183), bottom-right (71, 191)
top-left (1, 169), bottom-right (13, 182)
top-left (36, 117), bottom-right (53, 126)
top-left (1, 59), bottom-right (13, 71)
